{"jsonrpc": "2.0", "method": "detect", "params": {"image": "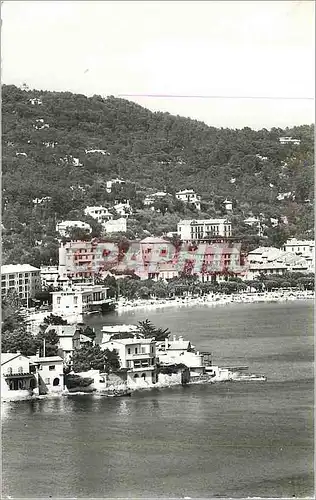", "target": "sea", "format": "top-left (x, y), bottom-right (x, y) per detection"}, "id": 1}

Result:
top-left (1, 300), bottom-right (314, 499)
